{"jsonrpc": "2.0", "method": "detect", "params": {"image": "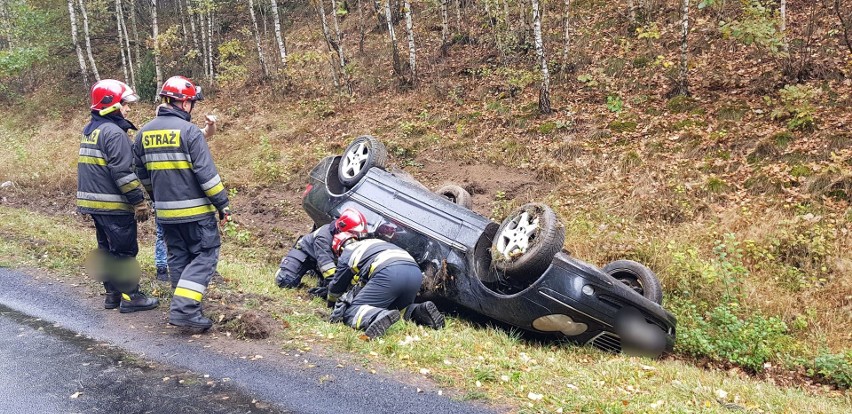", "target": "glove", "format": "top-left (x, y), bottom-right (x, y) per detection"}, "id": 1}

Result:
top-left (329, 293), bottom-right (352, 323)
top-left (308, 286), bottom-right (328, 300)
top-left (218, 206), bottom-right (232, 226)
top-left (133, 202), bottom-right (150, 222)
